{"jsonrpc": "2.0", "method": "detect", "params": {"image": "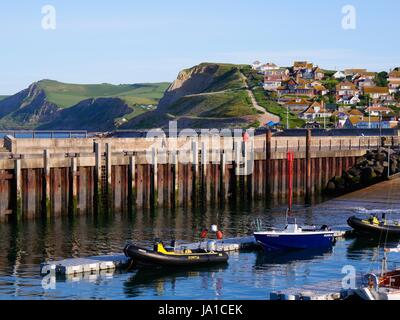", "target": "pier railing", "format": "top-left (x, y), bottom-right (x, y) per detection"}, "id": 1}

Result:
top-left (0, 130), bottom-right (89, 139)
